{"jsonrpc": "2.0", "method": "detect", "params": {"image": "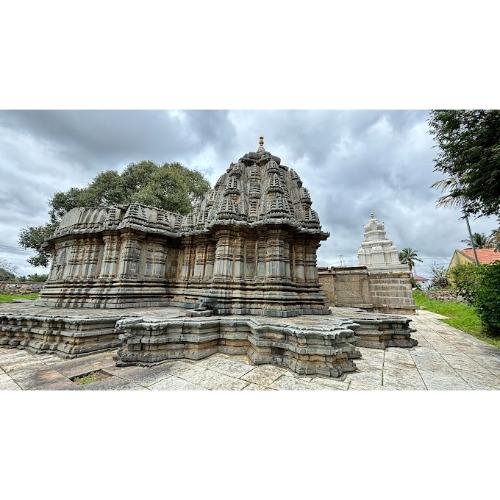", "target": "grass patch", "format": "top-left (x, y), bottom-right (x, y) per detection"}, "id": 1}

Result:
top-left (0, 293), bottom-right (39, 303)
top-left (71, 370), bottom-right (111, 385)
top-left (413, 290), bottom-right (500, 348)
